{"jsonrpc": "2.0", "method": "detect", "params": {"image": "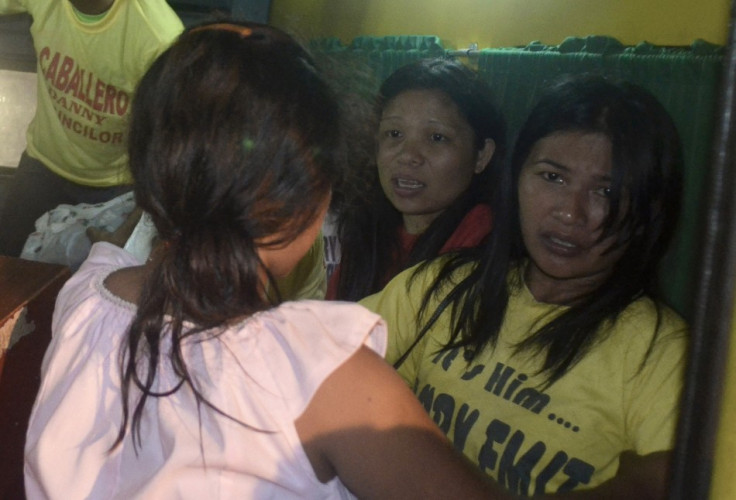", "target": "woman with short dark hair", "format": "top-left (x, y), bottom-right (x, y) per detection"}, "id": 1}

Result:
top-left (328, 58), bottom-right (507, 301)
